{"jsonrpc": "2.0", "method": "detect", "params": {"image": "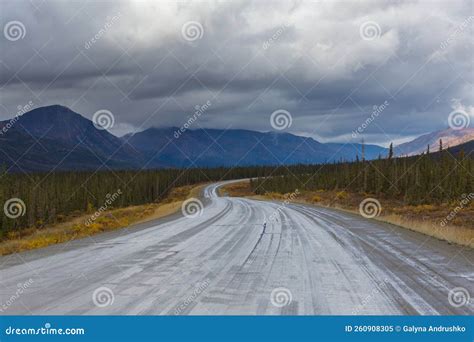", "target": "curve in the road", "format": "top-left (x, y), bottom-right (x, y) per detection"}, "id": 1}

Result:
top-left (0, 180), bottom-right (472, 315)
